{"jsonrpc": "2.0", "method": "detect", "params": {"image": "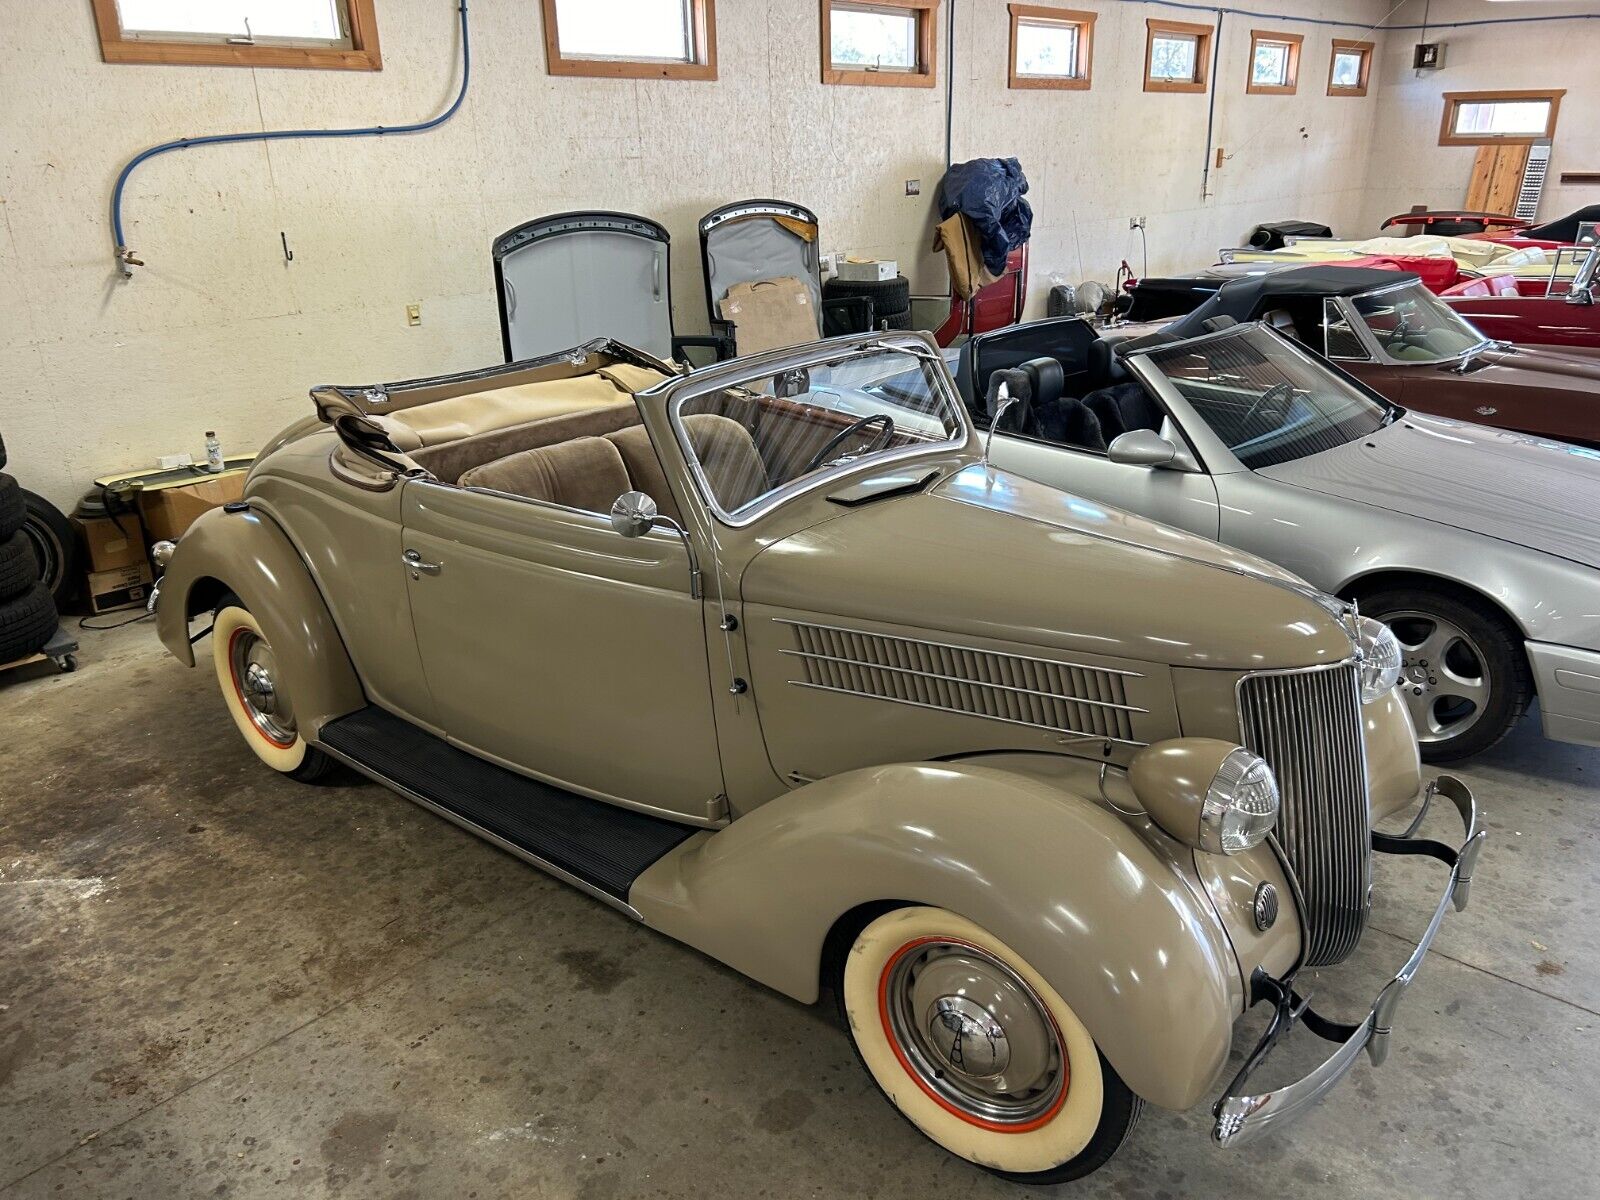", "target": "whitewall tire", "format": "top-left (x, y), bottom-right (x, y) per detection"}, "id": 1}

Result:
top-left (839, 906), bottom-right (1140, 1183)
top-left (211, 600), bottom-right (332, 781)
